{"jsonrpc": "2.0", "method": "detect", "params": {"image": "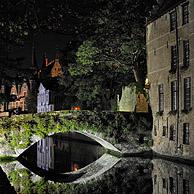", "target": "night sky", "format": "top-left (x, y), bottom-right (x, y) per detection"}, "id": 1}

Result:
top-left (11, 32), bottom-right (70, 69)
